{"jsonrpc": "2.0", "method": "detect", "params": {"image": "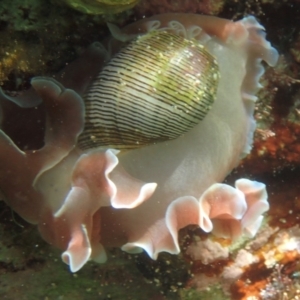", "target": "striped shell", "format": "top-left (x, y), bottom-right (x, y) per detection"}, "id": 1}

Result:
top-left (78, 30), bottom-right (220, 150)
